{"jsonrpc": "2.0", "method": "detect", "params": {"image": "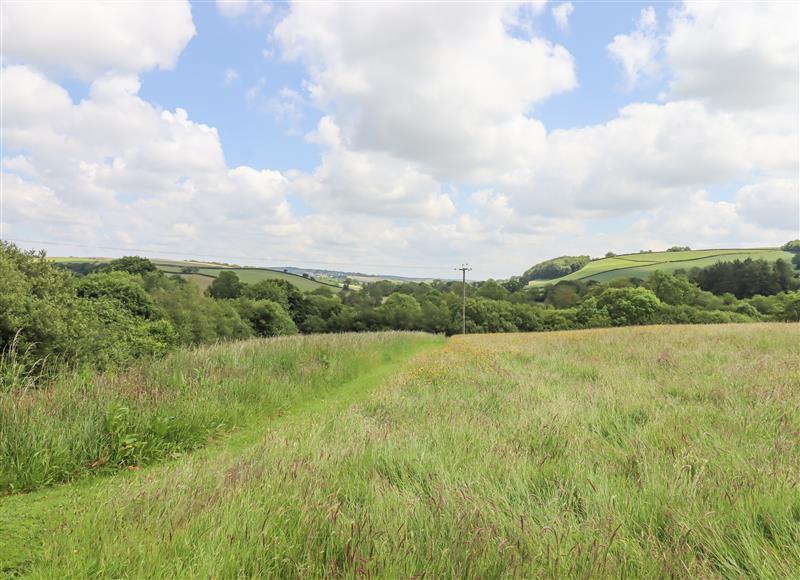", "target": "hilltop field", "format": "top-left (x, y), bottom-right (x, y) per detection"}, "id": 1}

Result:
top-left (528, 248), bottom-right (795, 286)
top-left (2, 324), bottom-right (798, 577)
top-left (51, 257), bottom-right (344, 292)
